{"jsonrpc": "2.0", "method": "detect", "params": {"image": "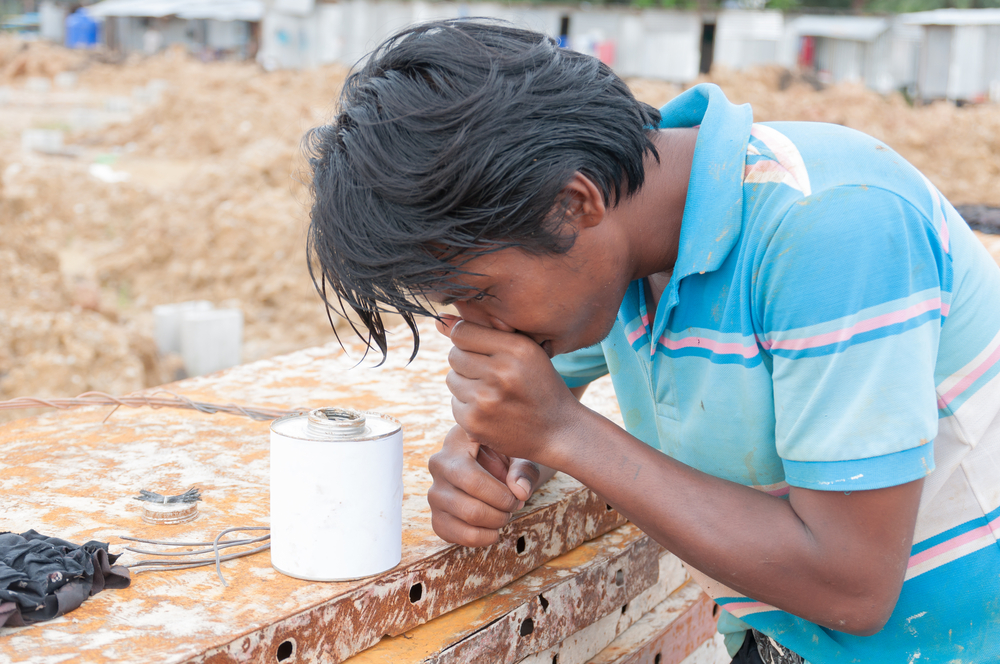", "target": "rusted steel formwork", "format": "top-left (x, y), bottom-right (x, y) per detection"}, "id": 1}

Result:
top-left (588, 583), bottom-right (720, 664)
top-left (348, 524), bottom-right (667, 664)
top-left (0, 320), bottom-right (627, 664)
top-left (519, 552), bottom-right (690, 664)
